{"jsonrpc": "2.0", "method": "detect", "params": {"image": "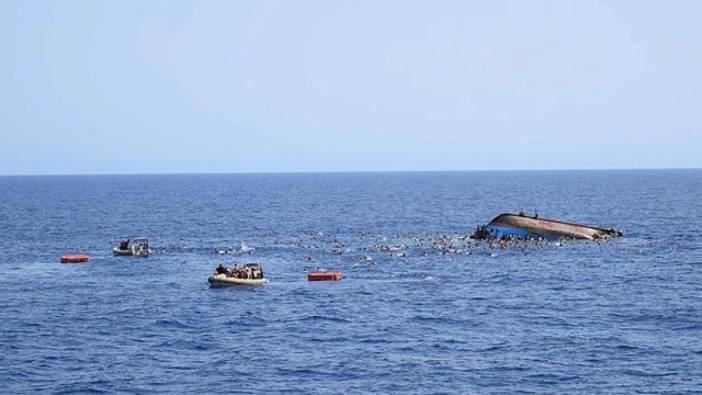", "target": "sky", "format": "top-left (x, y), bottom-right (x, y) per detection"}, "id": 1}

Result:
top-left (1, 0), bottom-right (701, 175)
